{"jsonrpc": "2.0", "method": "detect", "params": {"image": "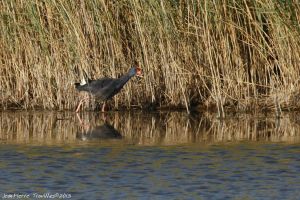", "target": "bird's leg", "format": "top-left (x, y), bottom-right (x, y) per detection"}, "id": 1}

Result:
top-left (75, 99), bottom-right (84, 113)
top-left (76, 96), bottom-right (89, 113)
top-left (101, 102), bottom-right (106, 112)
